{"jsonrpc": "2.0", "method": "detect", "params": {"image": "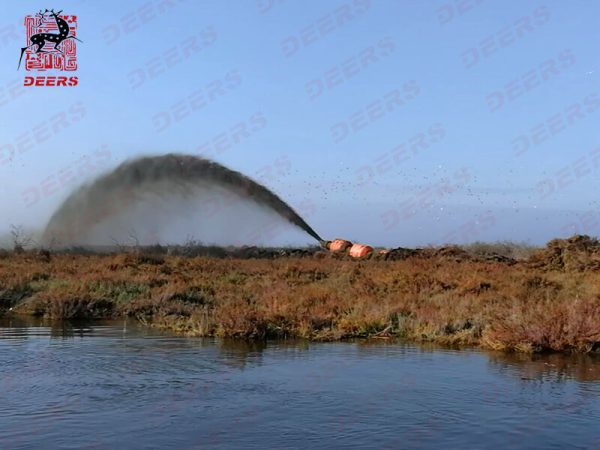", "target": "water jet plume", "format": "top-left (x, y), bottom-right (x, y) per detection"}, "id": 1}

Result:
top-left (42, 154), bottom-right (322, 247)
